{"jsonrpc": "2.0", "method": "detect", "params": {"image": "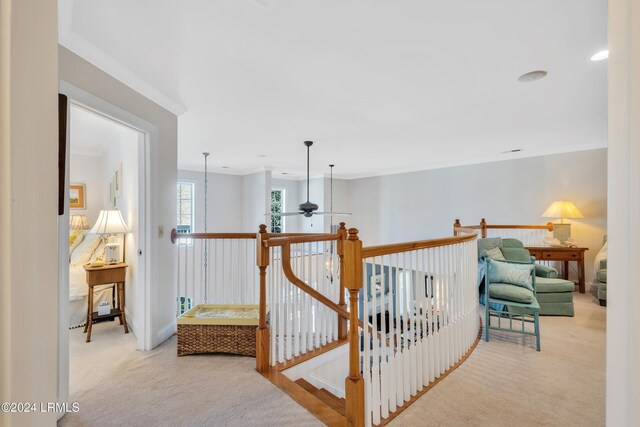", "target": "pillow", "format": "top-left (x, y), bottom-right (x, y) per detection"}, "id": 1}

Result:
top-left (477, 237), bottom-right (502, 261)
top-left (488, 259), bottom-right (534, 291)
top-left (70, 233), bottom-right (103, 266)
top-left (483, 247), bottom-right (506, 261)
top-left (69, 229), bottom-right (84, 255)
top-left (500, 247), bottom-right (531, 263)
